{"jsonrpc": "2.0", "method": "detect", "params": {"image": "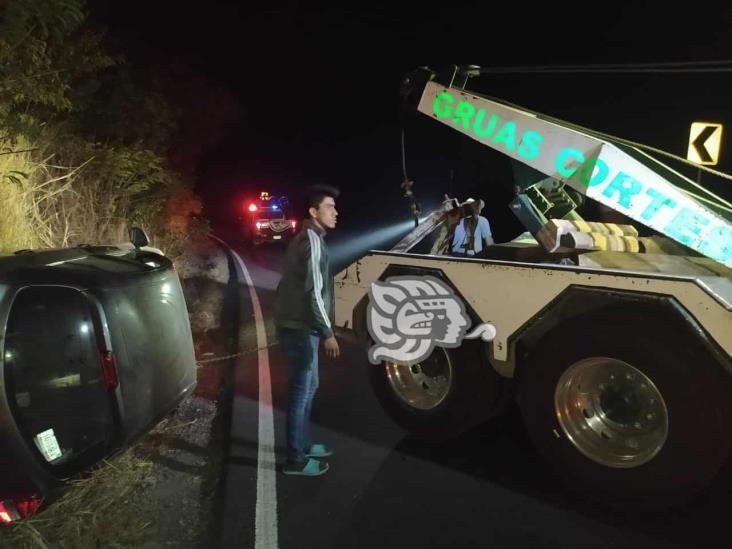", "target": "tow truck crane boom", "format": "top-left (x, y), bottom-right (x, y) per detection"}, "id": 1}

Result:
top-left (334, 66), bottom-right (732, 510)
top-left (402, 66), bottom-right (732, 267)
